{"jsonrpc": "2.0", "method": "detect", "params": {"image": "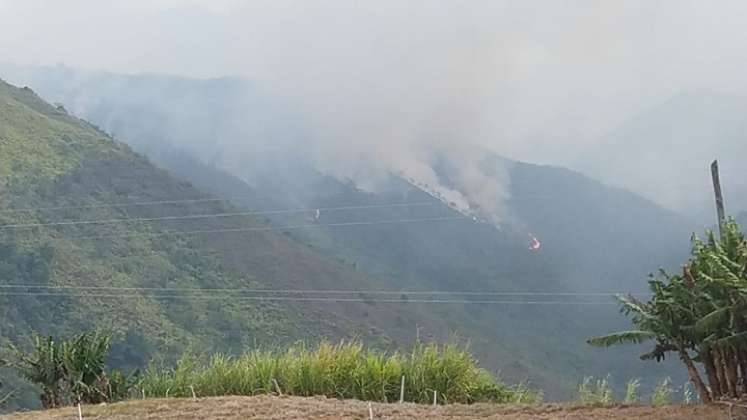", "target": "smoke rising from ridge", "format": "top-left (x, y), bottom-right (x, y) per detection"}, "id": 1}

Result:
top-left (2, 1), bottom-right (747, 220)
